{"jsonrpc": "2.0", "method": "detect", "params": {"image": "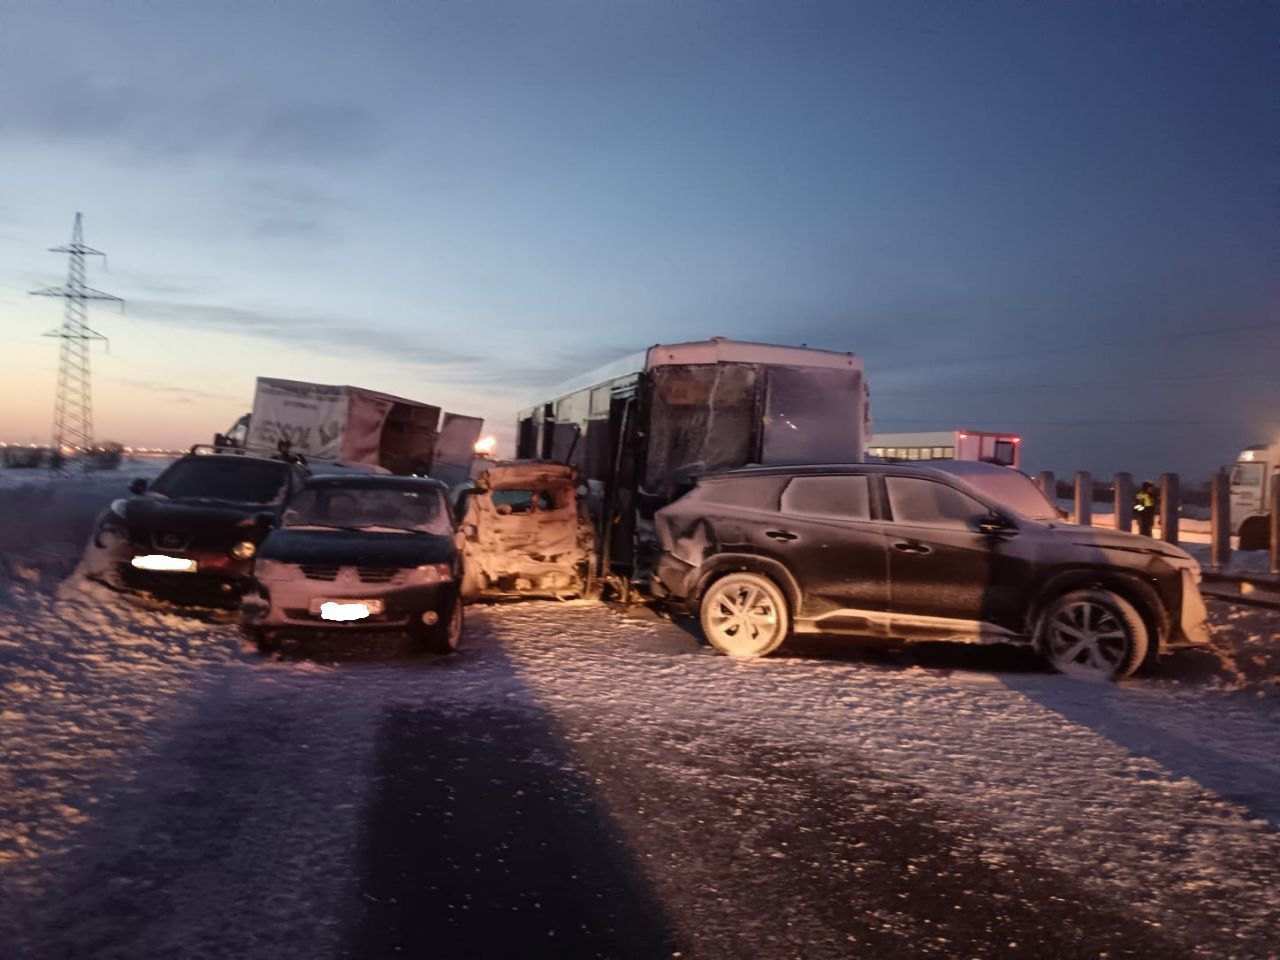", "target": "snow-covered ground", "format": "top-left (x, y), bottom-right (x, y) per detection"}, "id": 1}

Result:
top-left (2, 470), bottom-right (1279, 957)
top-left (0, 456), bottom-right (173, 491)
top-left (0, 458), bottom-right (173, 588)
top-left (1, 585), bottom-right (1279, 958)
